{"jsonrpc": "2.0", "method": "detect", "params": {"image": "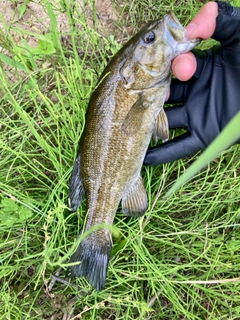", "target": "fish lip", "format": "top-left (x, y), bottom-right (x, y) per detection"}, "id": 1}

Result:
top-left (163, 12), bottom-right (201, 51)
top-left (164, 12), bottom-right (185, 39)
top-left (190, 37), bottom-right (201, 44)
top-left (165, 11), bottom-right (182, 26)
